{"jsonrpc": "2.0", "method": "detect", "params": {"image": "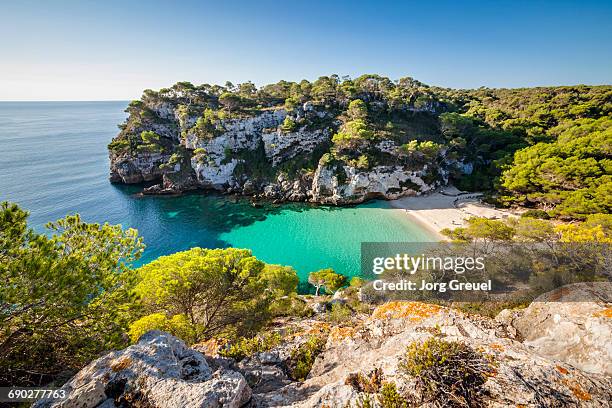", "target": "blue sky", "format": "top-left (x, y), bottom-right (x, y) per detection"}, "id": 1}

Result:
top-left (1, 0), bottom-right (611, 100)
